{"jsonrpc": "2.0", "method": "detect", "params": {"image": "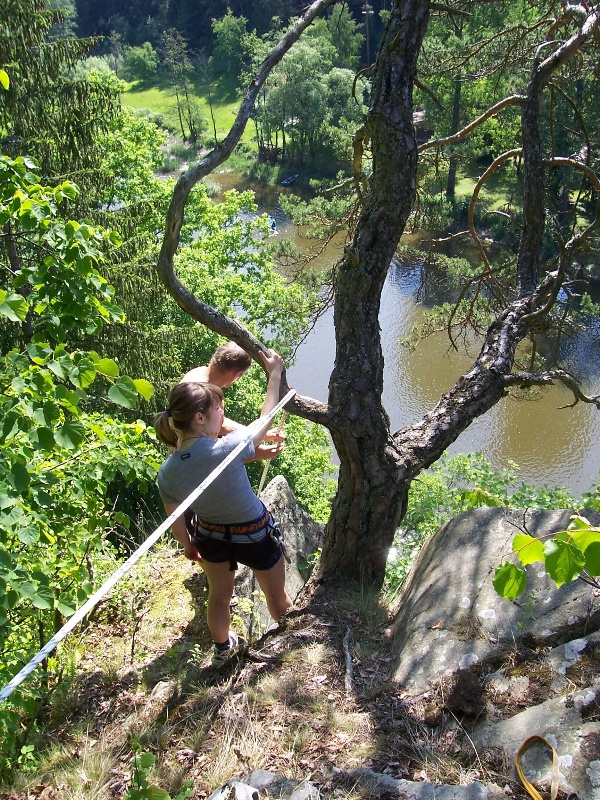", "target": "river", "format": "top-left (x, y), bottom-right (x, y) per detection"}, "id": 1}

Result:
top-left (213, 170), bottom-right (600, 496)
